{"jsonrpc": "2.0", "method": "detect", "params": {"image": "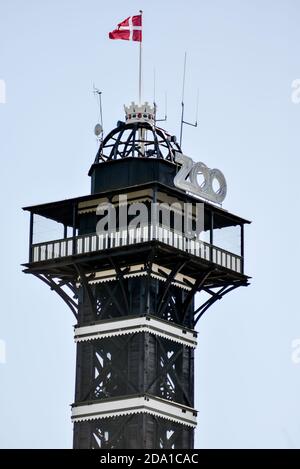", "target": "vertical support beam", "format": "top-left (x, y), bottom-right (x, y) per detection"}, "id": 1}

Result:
top-left (29, 211), bottom-right (34, 263)
top-left (64, 224), bottom-right (68, 239)
top-left (152, 184), bottom-right (158, 239)
top-left (210, 210), bottom-right (214, 262)
top-left (209, 210), bottom-right (214, 244)
top-left (241, 223), bottom-right (244, 273)
top-left (72, 202), bottom-right (77, 255)
top-left (107, 195), bottom-right (112, 249)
